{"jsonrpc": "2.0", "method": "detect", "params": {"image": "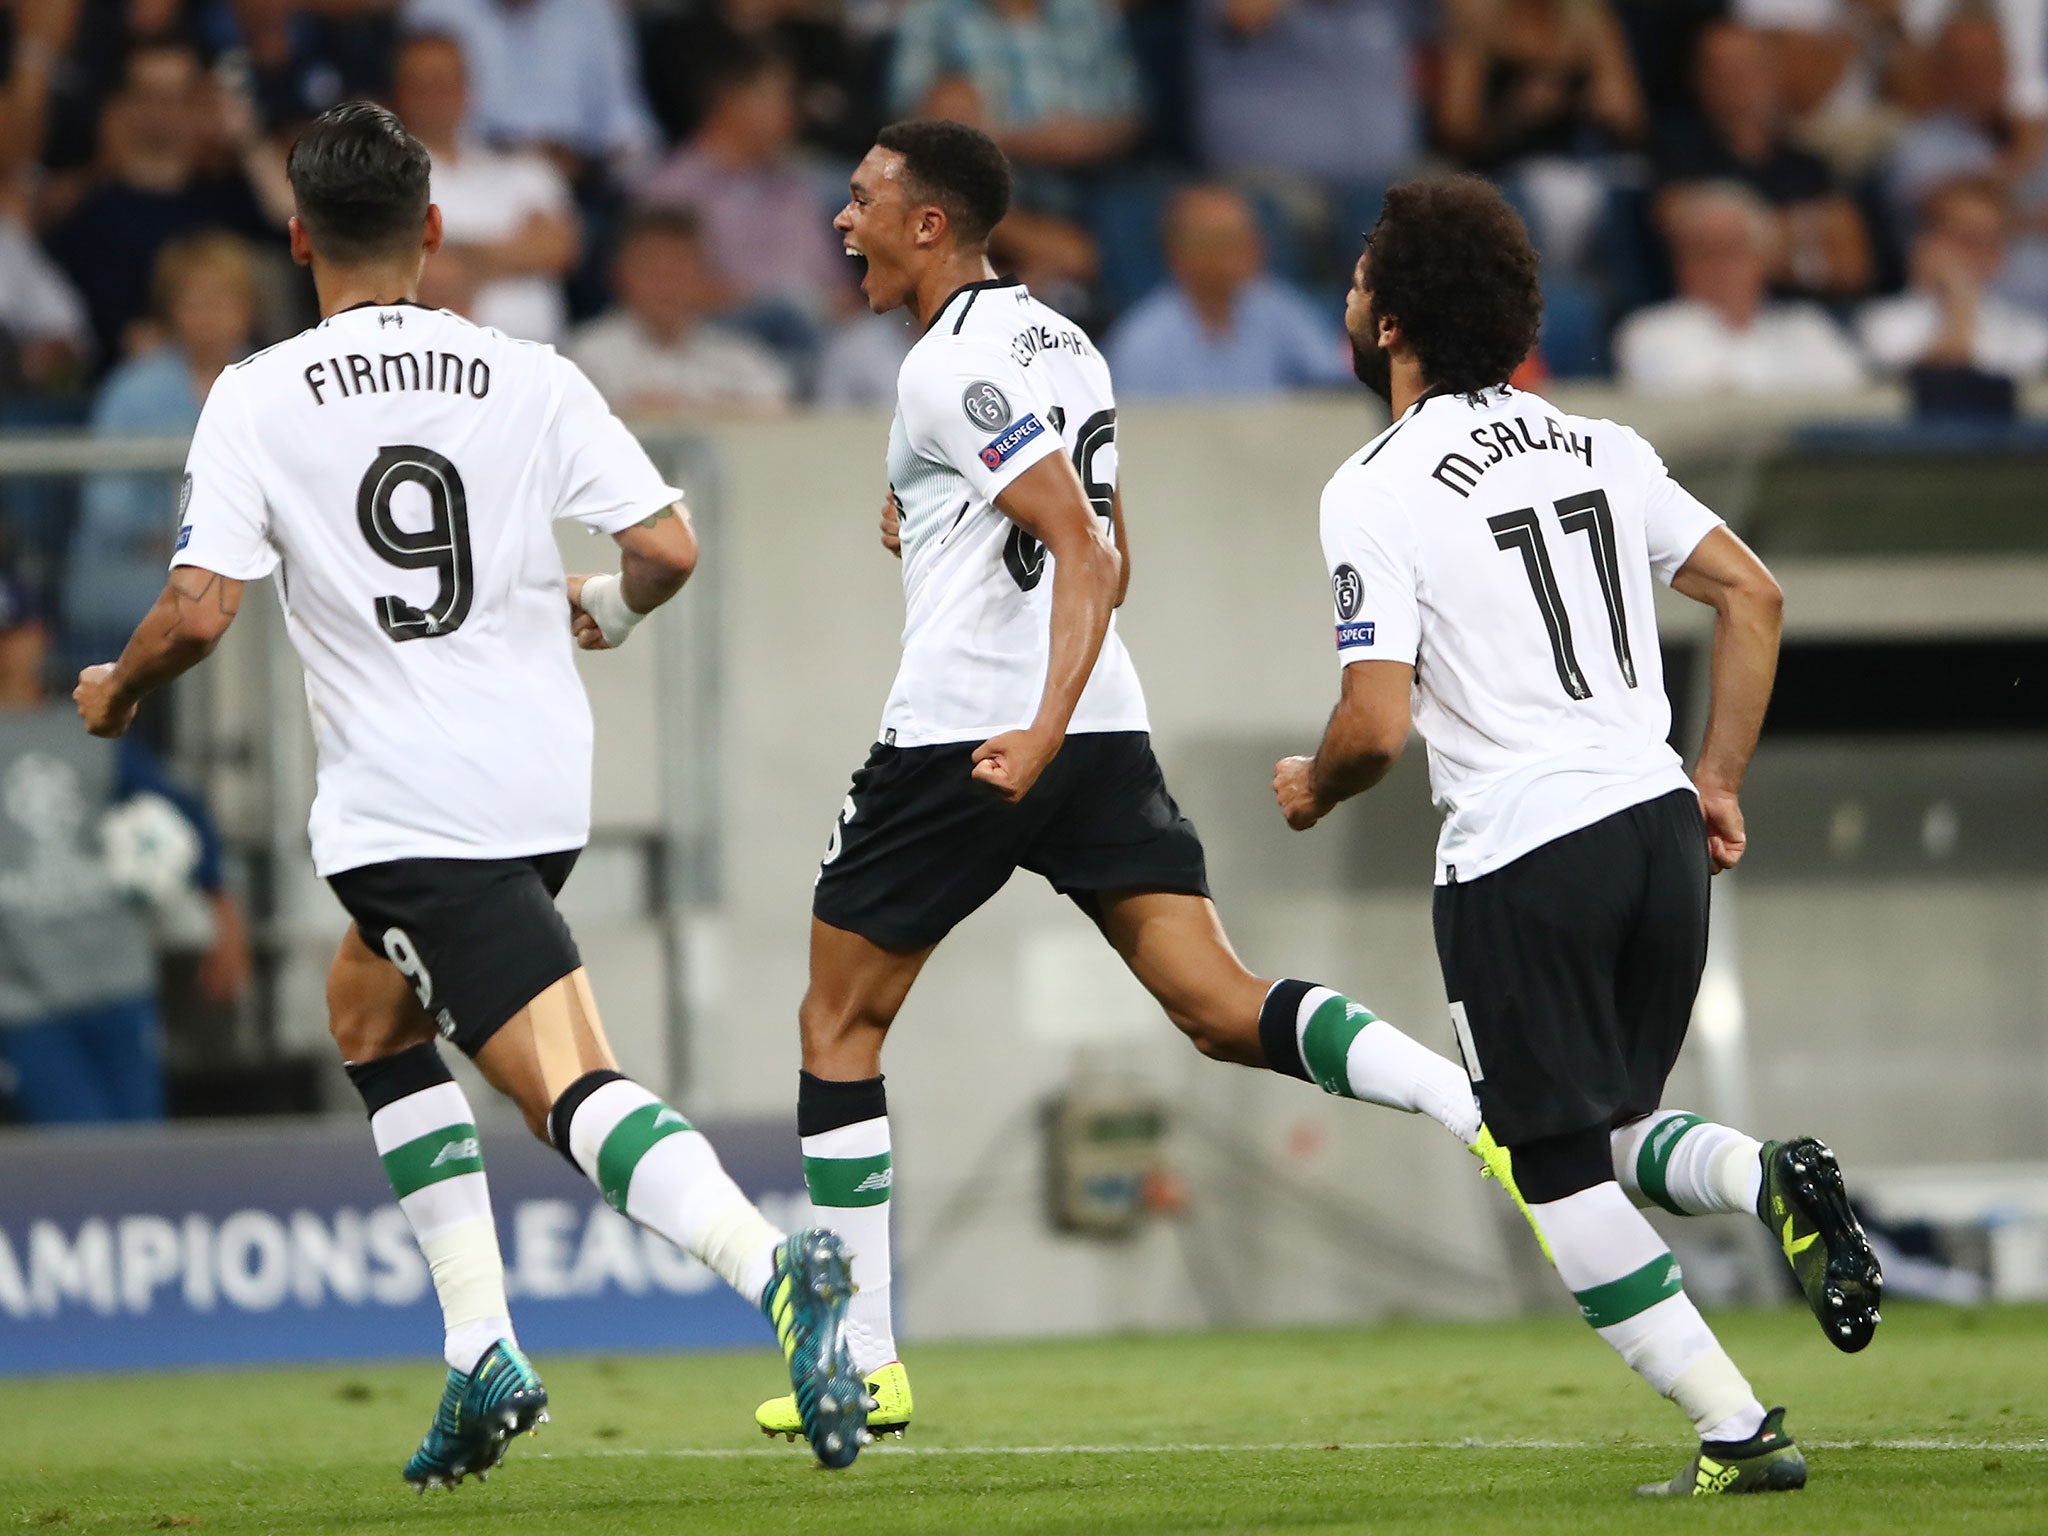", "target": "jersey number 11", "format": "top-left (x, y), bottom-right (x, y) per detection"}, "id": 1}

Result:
top-left (1488, 488), bottom-right (1637, 701)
